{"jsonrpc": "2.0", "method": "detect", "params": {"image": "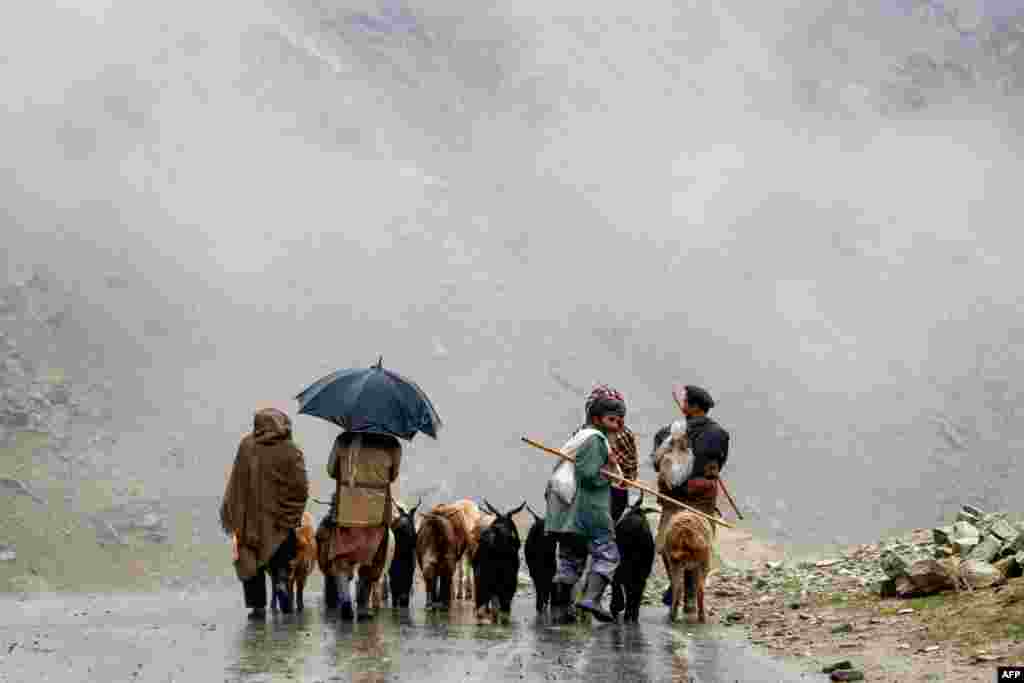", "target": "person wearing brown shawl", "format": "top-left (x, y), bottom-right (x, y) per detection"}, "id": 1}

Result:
top-left (220, 408), bottom-right (310, 618)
